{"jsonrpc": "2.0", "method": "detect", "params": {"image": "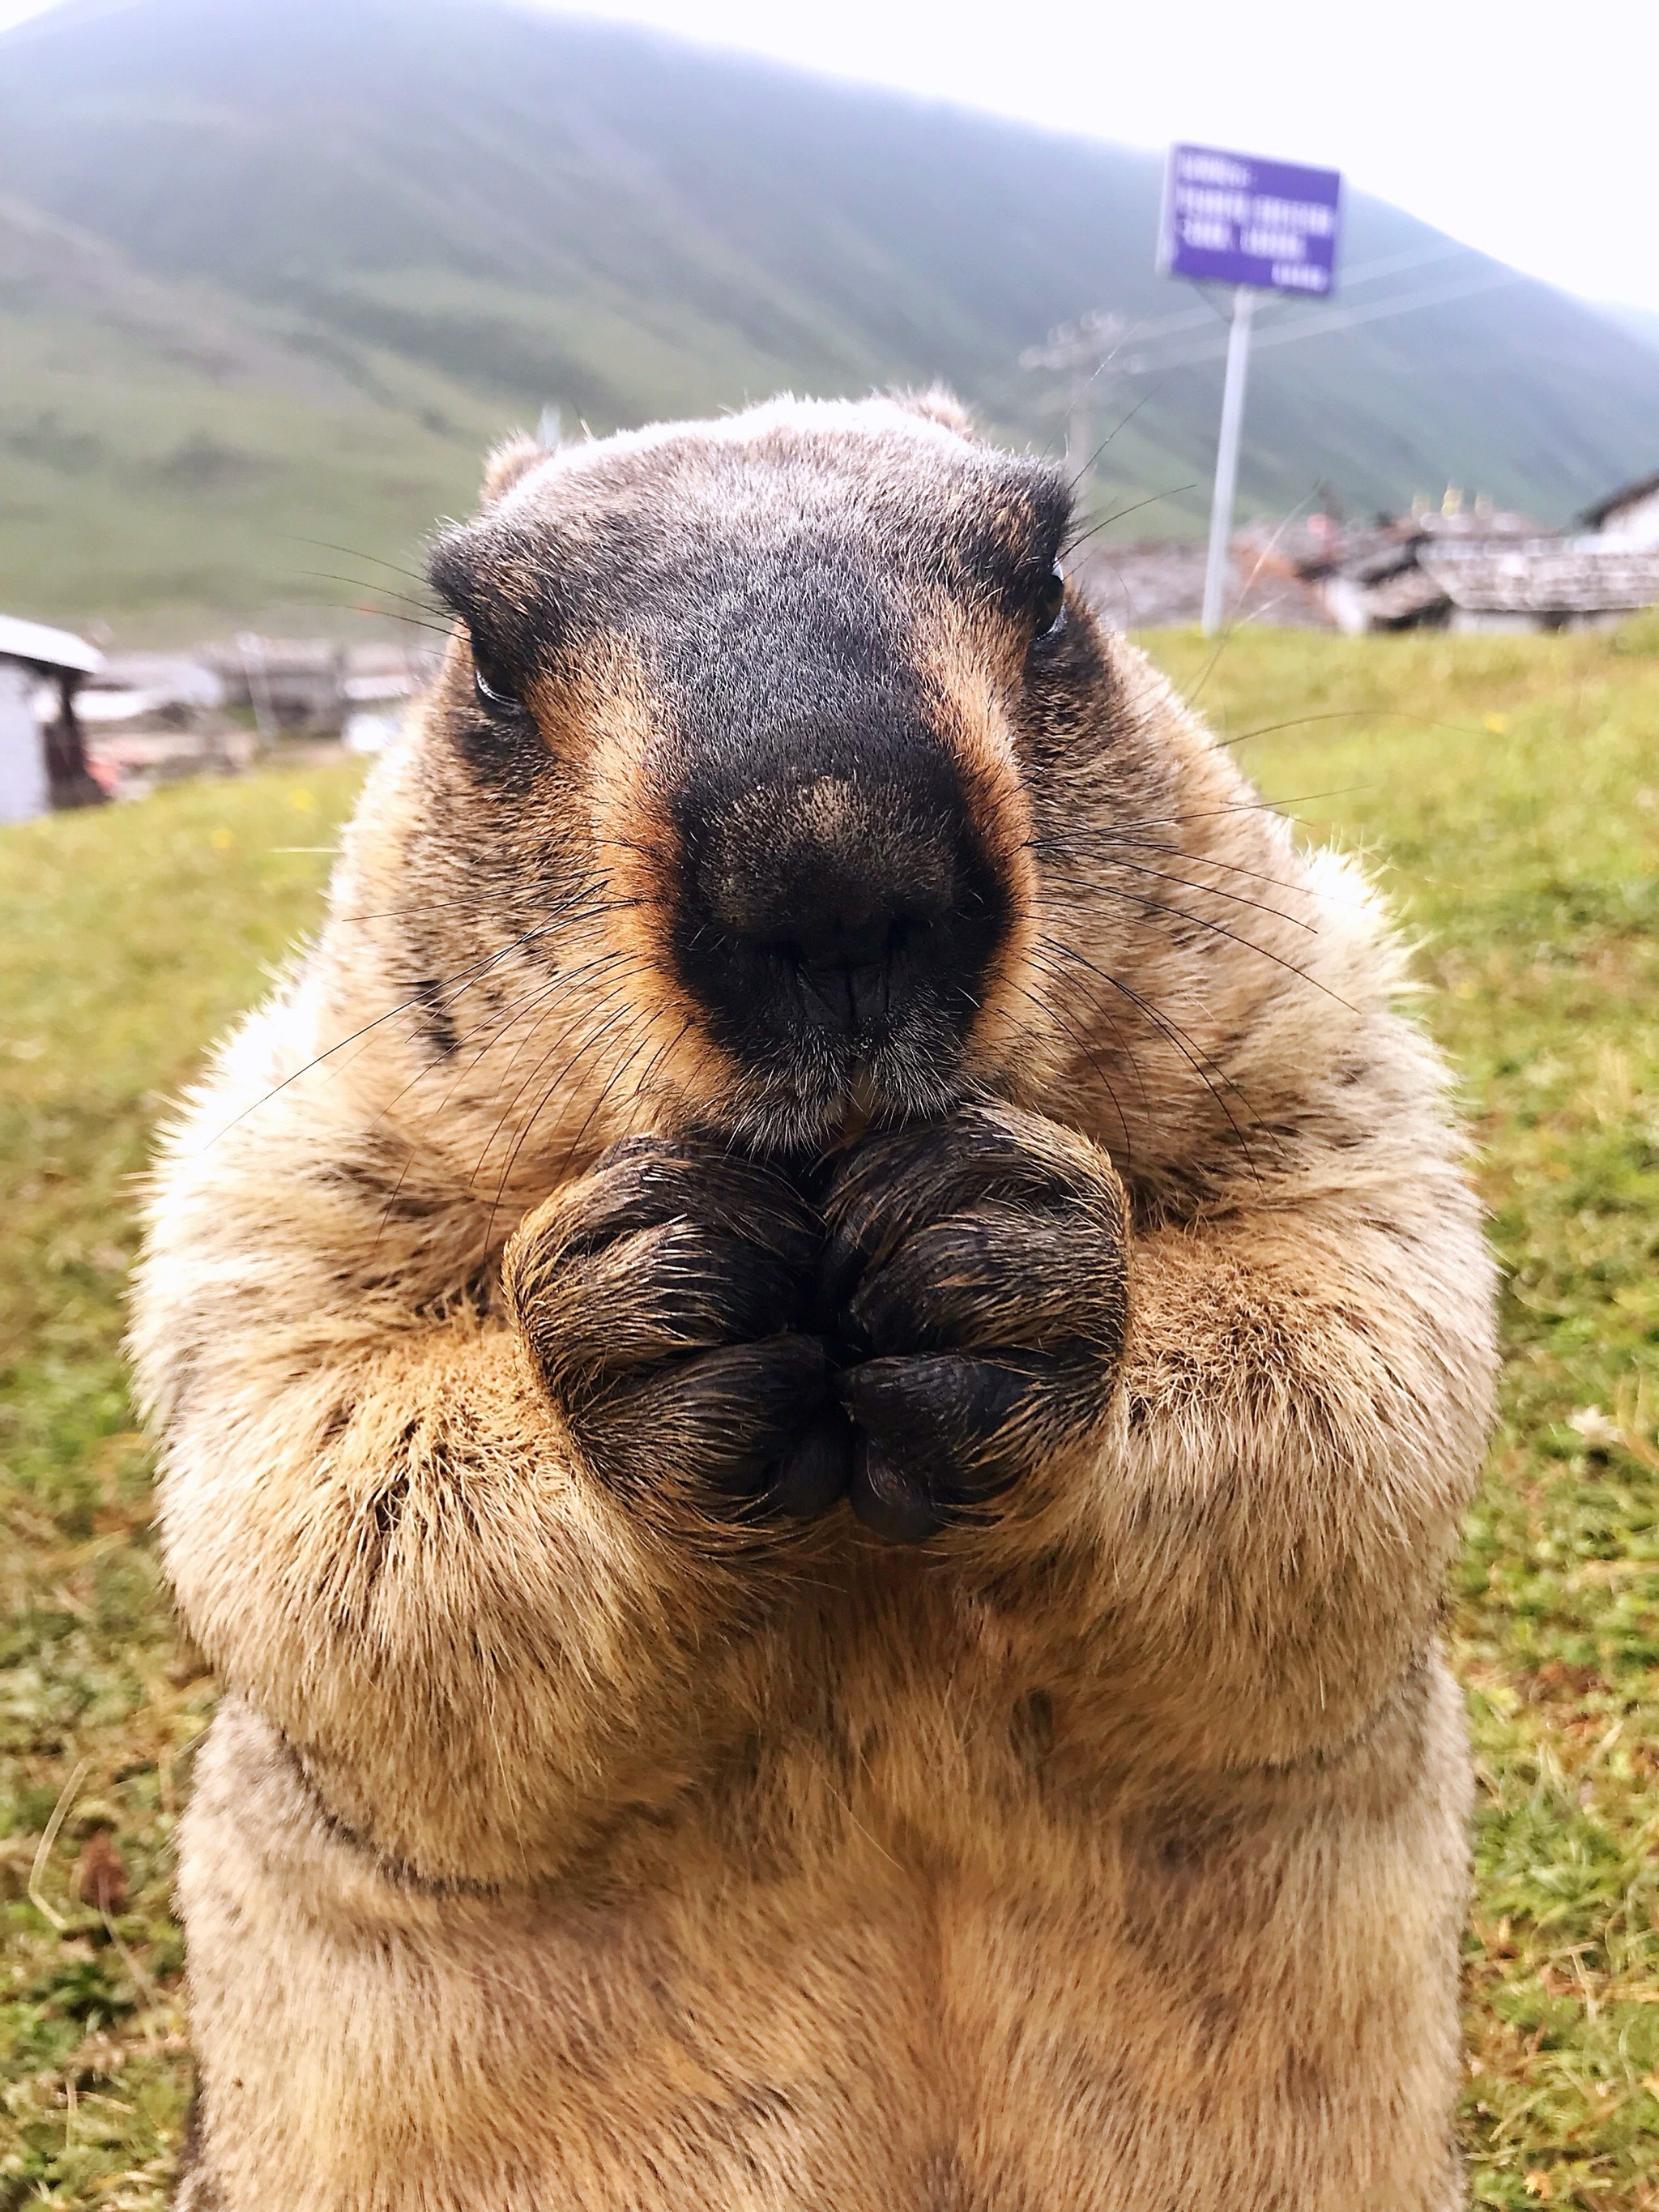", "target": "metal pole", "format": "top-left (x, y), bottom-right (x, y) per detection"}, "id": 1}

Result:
top-left (239, 632), bottom-right (276, 744)
top-left (1201, 285), bottom-right (1255, 636)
